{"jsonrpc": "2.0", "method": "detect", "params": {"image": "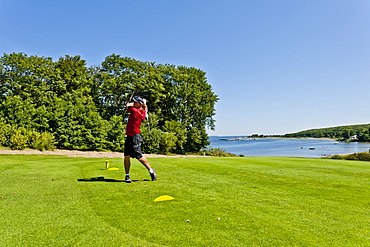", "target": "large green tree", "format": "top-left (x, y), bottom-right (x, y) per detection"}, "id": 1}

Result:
top-left (0, 52), bottom-right (219, 153)
top-left (94, 54), bottom-right (218, 153)
top-left (0, 53), bottom-right (110, 150)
